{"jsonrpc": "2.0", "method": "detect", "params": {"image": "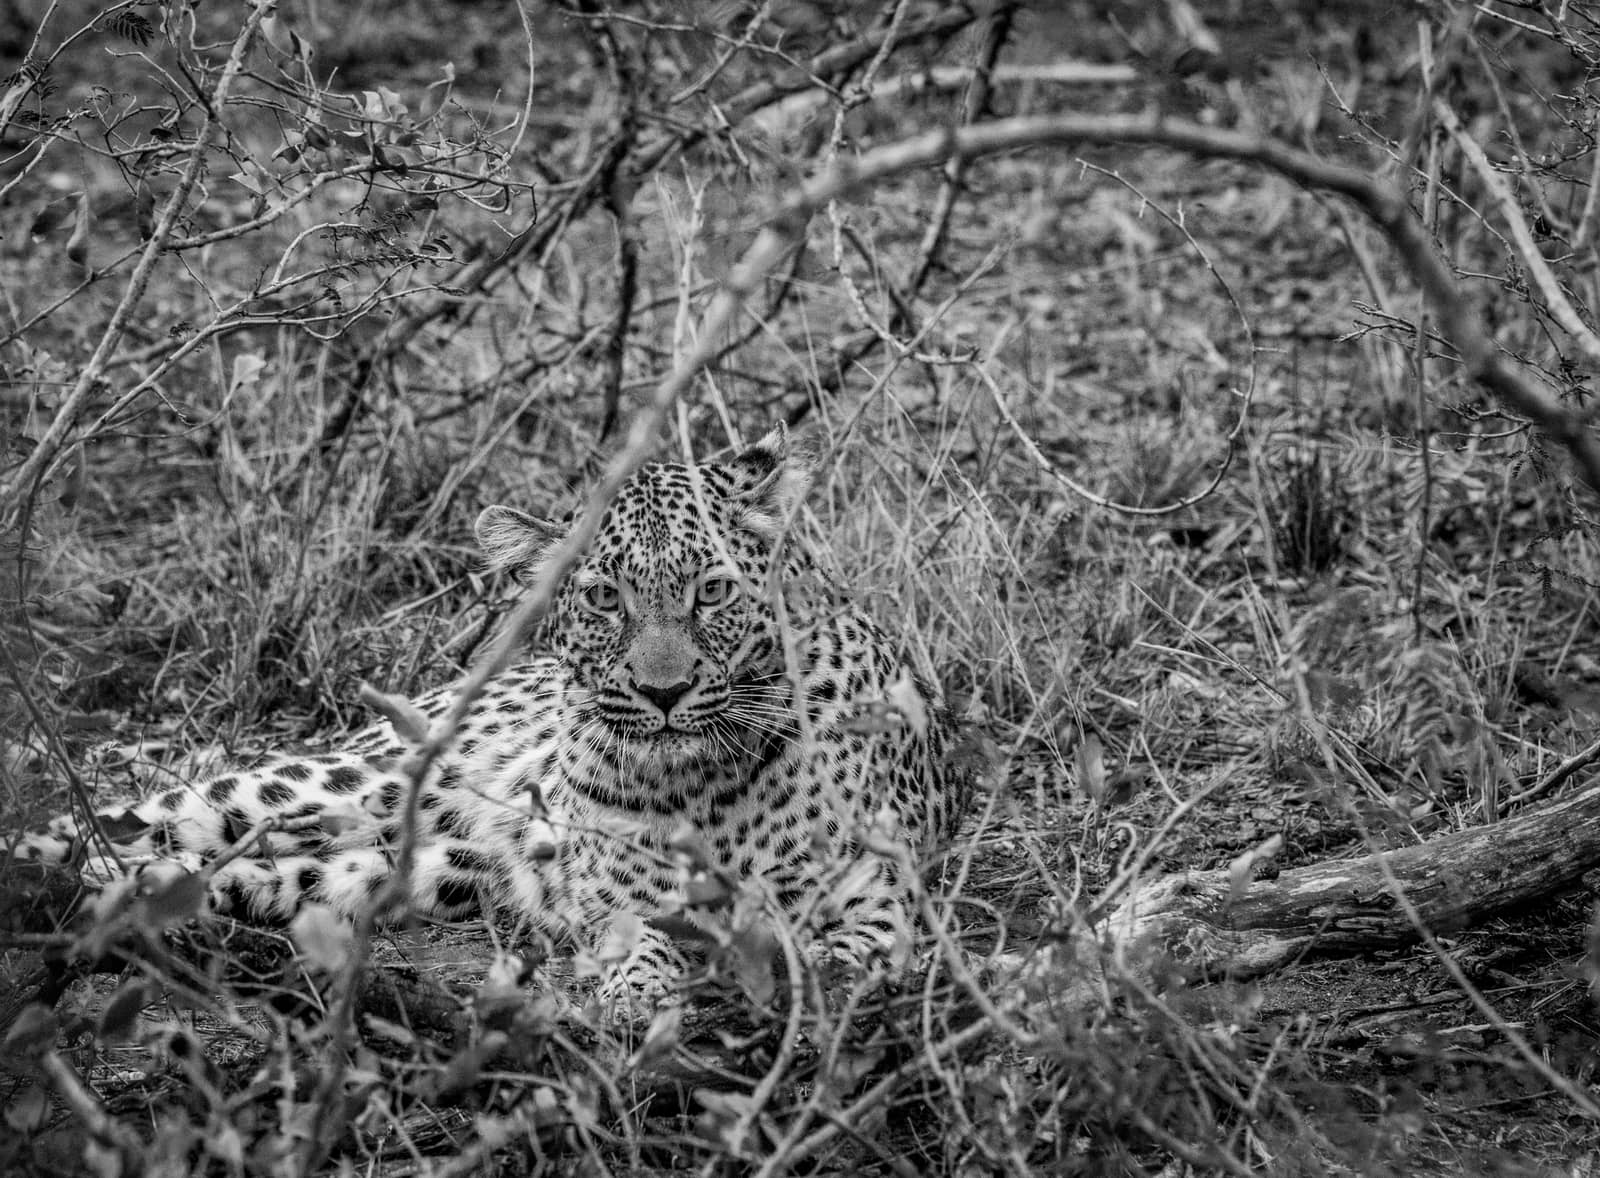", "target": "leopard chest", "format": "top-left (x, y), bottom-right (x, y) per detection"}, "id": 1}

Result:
top-left (525, 752), bottom-right (834, 923)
